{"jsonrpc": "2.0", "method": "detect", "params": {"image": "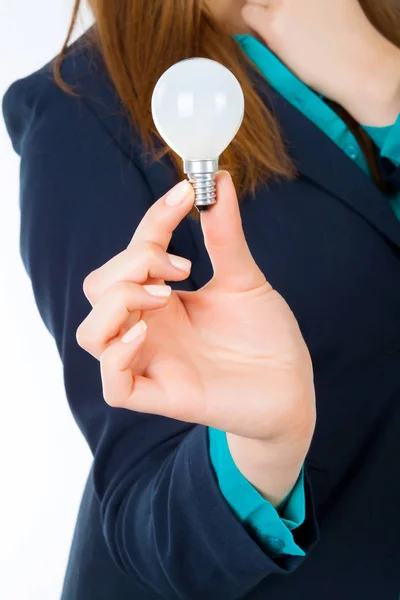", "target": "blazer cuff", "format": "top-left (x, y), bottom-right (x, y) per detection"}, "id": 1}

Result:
top-left (208, 426), bottom-right (306, 557)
